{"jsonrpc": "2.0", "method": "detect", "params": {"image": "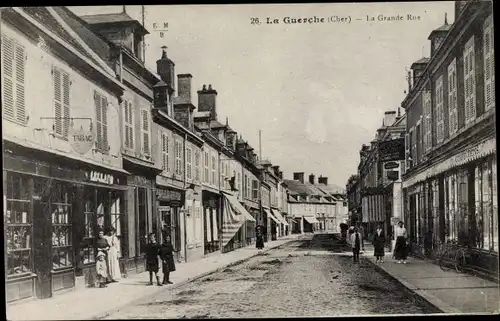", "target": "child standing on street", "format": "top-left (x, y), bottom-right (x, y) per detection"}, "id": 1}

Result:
top-left (159, 235), bottom-right (176, 285)
top-left (96, 251), bottom-right (108, 288)
top-left (145, 233), bottom-right (162, 286)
